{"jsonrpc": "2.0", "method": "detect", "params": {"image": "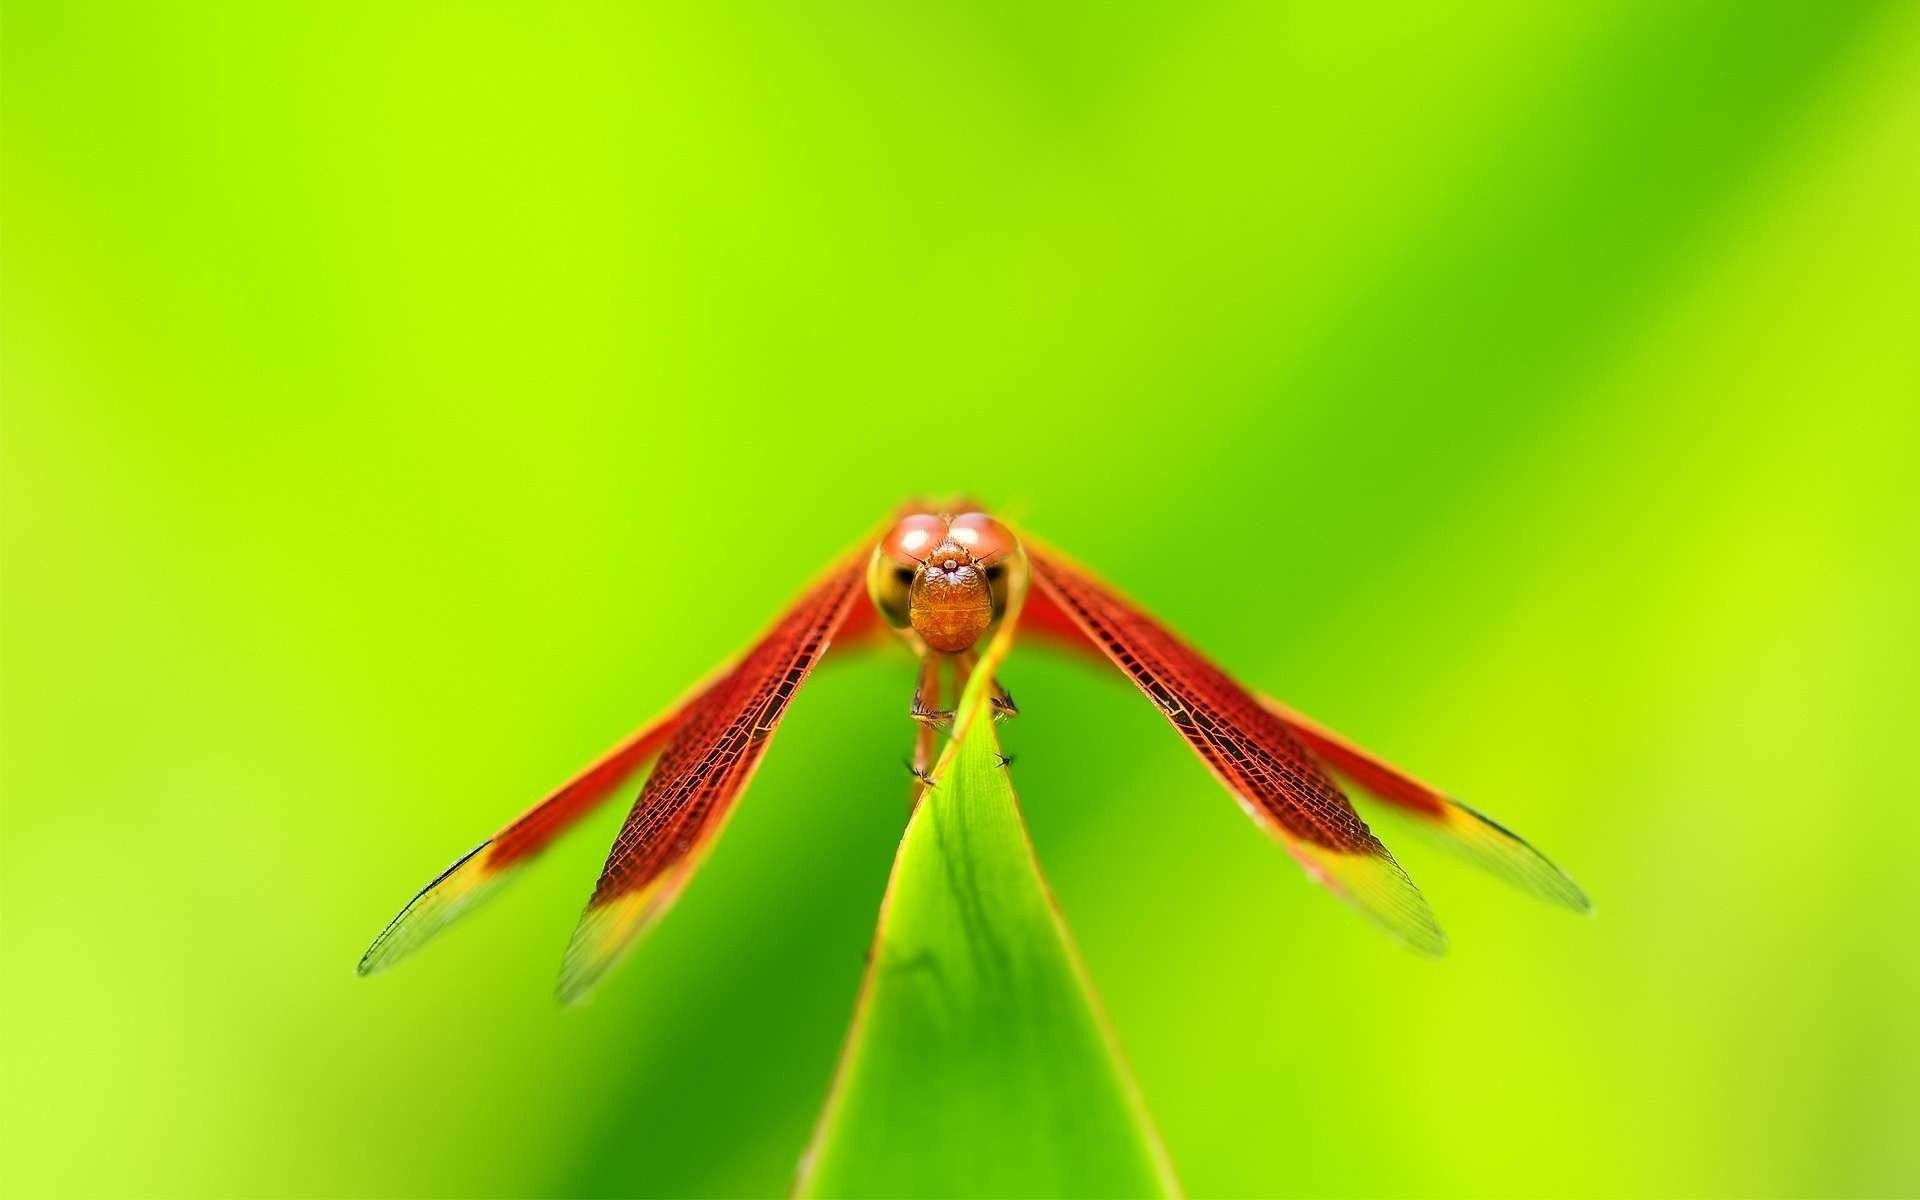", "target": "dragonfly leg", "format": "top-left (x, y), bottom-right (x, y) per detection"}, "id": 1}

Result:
top-left (905, 720), bottom-right (938, 798)
top-left (904, 651), bottom-right (949, 803)
top-left (956, 649), bottom-right (1019, 720)
top-left (991, 678), bottom-right (1018, 721)
top-left (909, 651), bottom-right (954, 728)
